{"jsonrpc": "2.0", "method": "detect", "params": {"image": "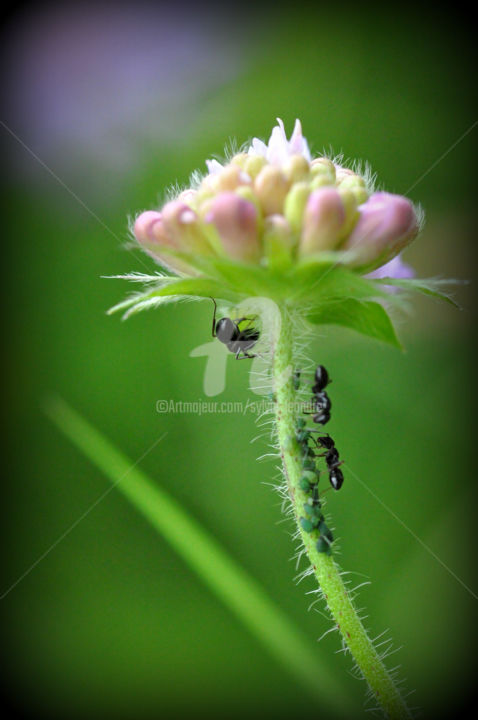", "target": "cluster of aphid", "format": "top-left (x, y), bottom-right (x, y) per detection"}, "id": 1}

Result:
top-left (295, 365), bottom-right (345, 555)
